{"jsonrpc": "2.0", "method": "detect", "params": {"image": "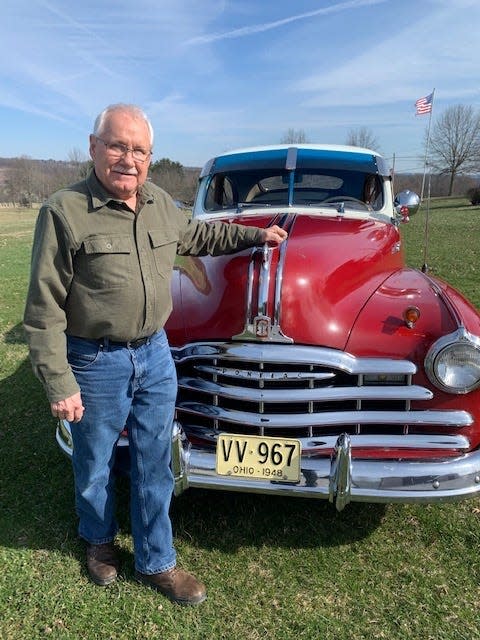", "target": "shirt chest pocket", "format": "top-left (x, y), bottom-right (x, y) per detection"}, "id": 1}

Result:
top-left (81, 235), bottom-right (133, 288)
top-left (148, 229), bottom-right (178, 277)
